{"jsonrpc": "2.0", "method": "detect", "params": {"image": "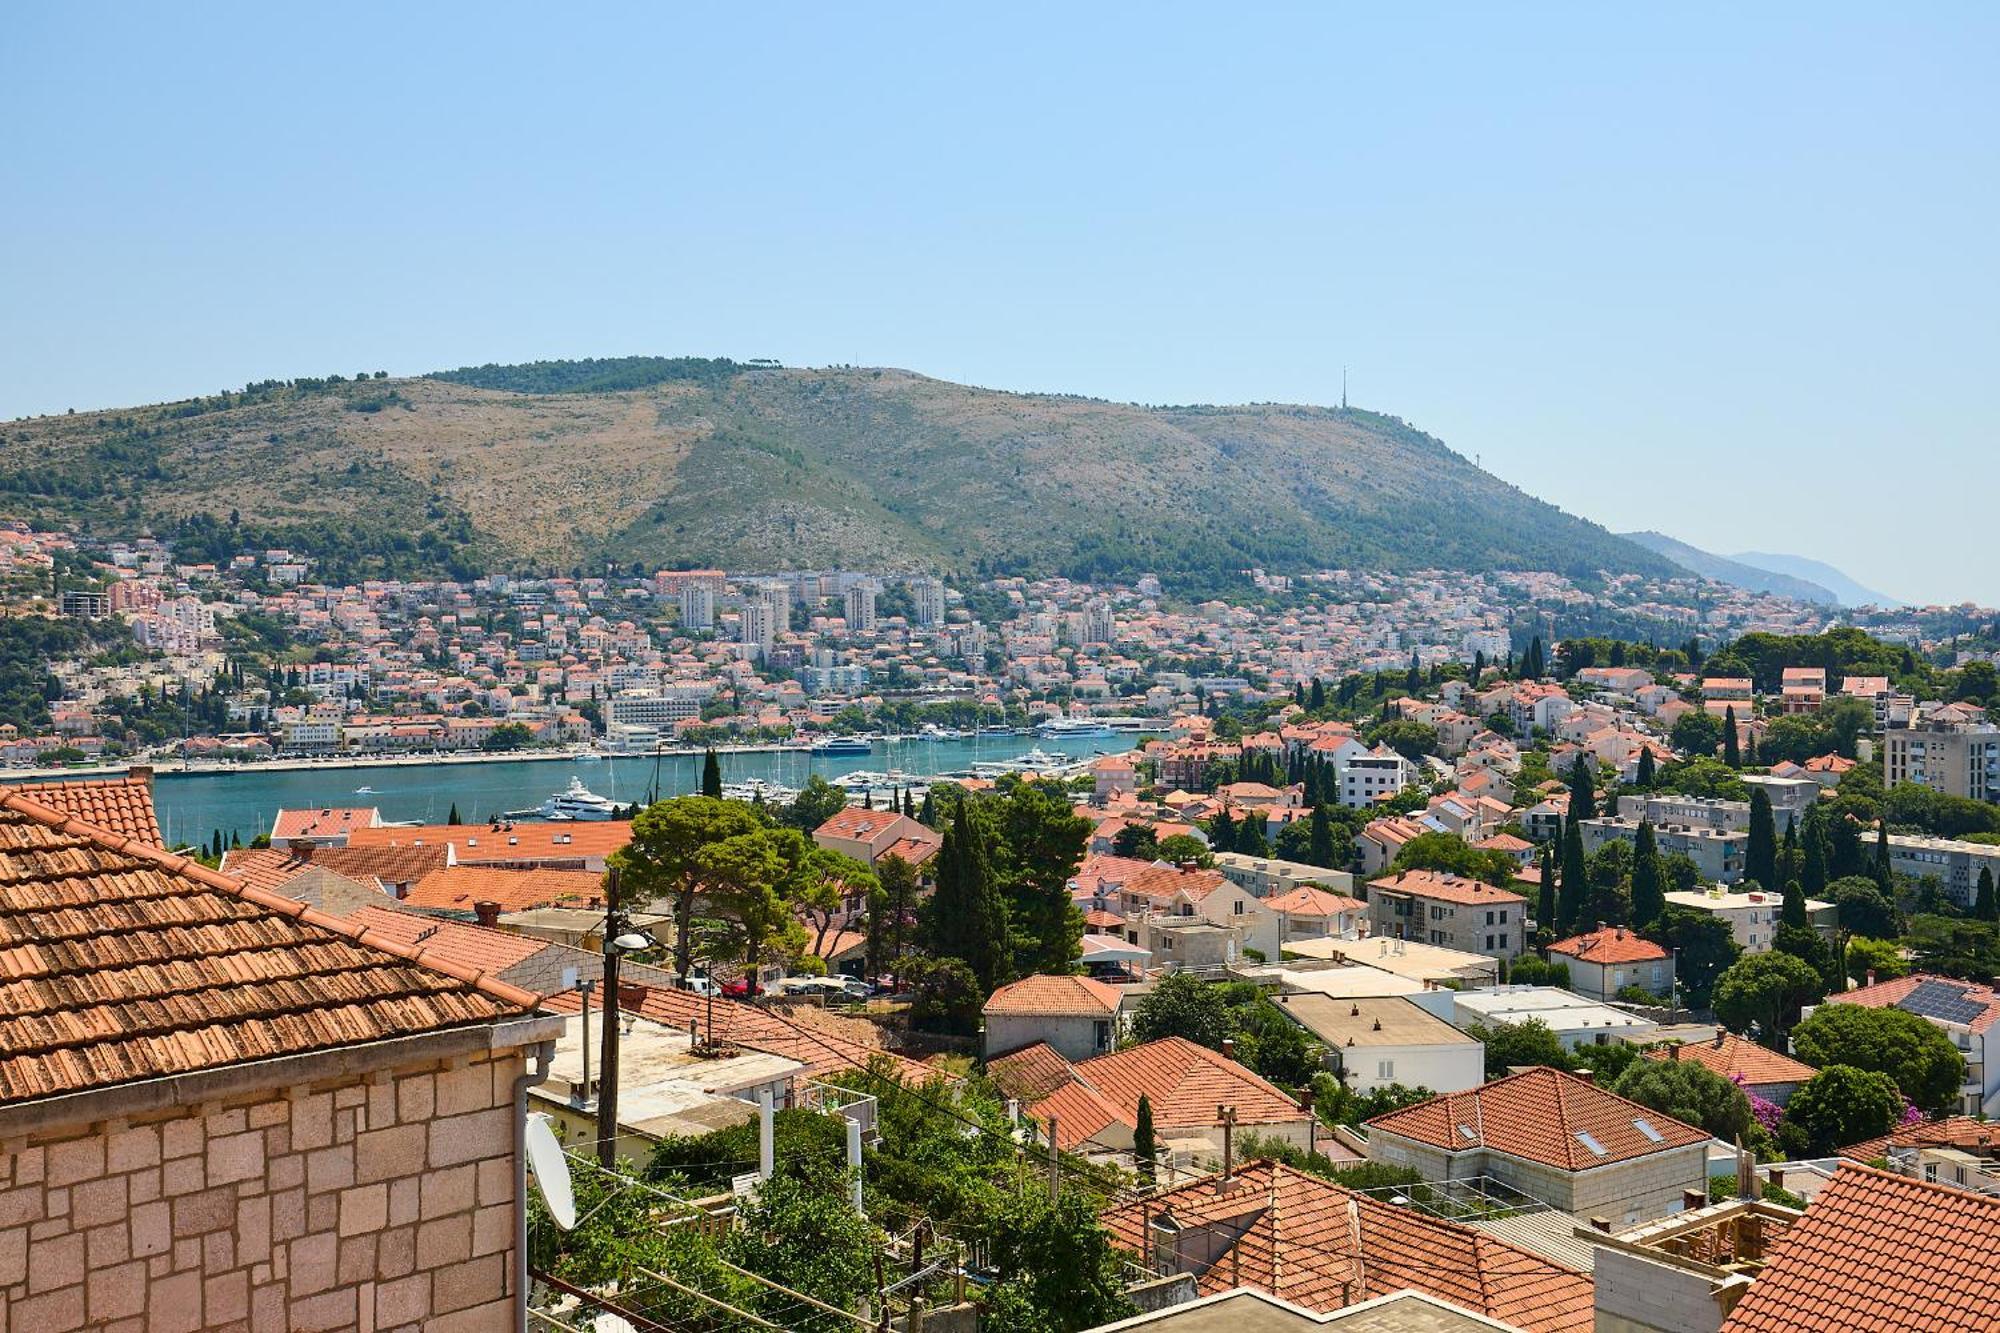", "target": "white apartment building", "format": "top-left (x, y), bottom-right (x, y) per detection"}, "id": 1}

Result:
top-left (1885, 833), bottom-right (2000, 910)
top-left (844, 581), bottom-right (878, 632)
top-left (680, 582), bottom-right (715, 631)
top-left (1662, 885), bottom-right (1837, 954)
top-left (1339, 748), bottom-right (1417, 809)
top-left (740, 600), bottom-right (776, 655)
top-left (910, 576), bottom-right (946, 627)
top-left (1884, 711), bottom-right (2000, 803)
